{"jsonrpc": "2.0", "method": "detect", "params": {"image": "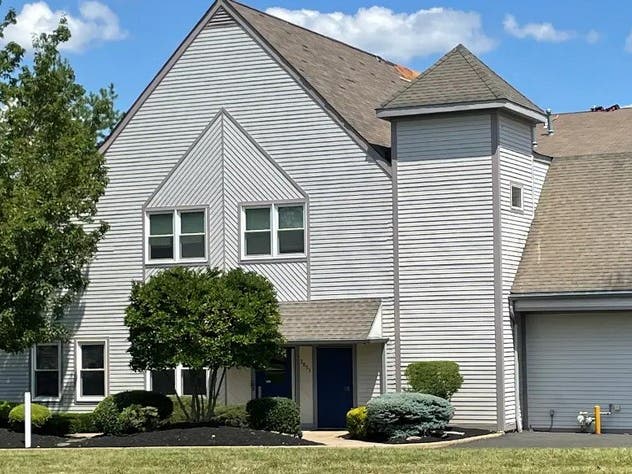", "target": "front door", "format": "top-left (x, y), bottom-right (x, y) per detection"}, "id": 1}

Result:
top-left (317, 347), bottom-right (353, 428)
top-left (255, 348), bottom-right (293, 399)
